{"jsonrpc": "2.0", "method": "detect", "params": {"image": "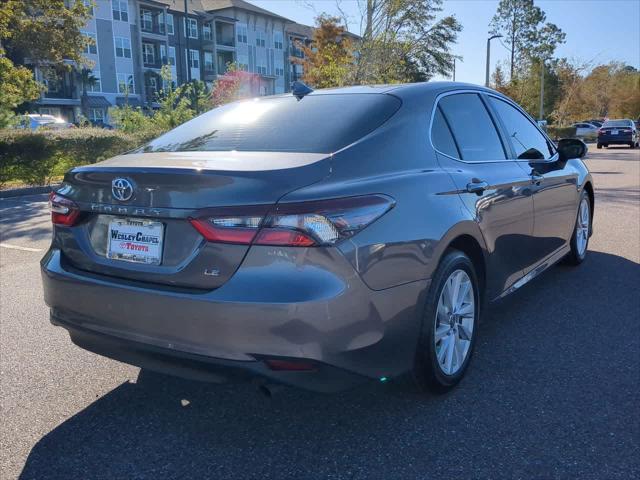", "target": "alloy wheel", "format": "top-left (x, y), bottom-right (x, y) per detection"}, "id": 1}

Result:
top-left (576, 197), bottom-right (590, 256)
top-left (434, 269), bottom-right (475, 375)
